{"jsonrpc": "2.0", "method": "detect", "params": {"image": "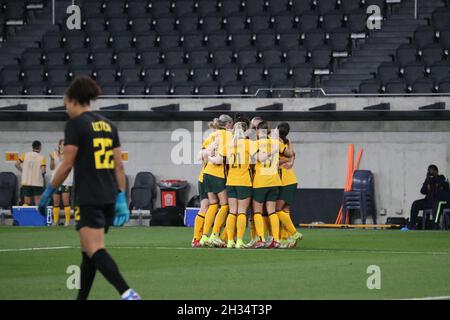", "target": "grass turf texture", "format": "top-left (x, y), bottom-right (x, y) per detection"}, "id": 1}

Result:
top-left (0, 226), bottom-right (449, 300)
